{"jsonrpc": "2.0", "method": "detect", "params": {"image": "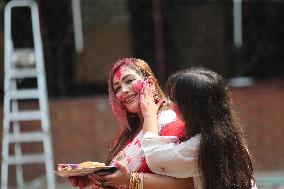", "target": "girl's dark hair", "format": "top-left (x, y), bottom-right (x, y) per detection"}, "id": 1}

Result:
top-left (166, 67), bottom-right (254, 189)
